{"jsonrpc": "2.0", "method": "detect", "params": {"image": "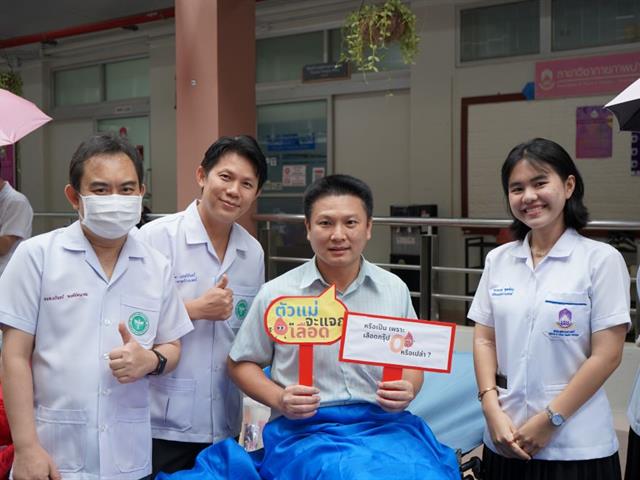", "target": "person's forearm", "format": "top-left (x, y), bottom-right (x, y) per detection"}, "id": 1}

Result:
top-left (402, 369), bottom-right (423, 394)
top-left (153, 340), bottom-right (181, 374)
top-left (549, 324), bottom-right (626, 419)
top-left (473, 324), bottom-right (500, 414)
top-left (227, 358), bottom-right (284, 410)
top-left (1, 346), bottom-right (39, 449)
